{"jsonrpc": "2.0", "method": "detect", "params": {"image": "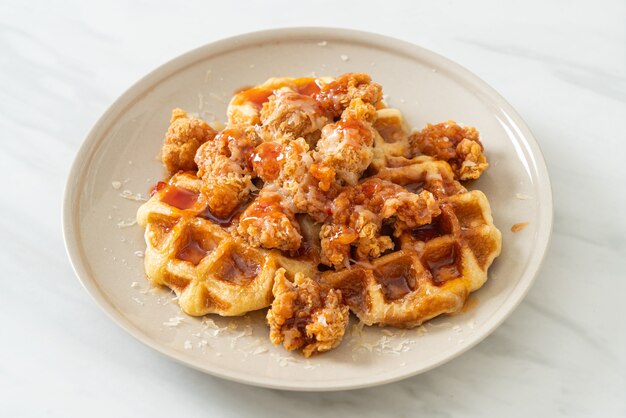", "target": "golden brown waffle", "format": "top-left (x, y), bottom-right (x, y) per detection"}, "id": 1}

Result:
top-left (137, 172), bottom-right (316, 316)
top-left (136, 72), bottom-right (502, 356)
top-left (320, 157), bottom-right (501, 327)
